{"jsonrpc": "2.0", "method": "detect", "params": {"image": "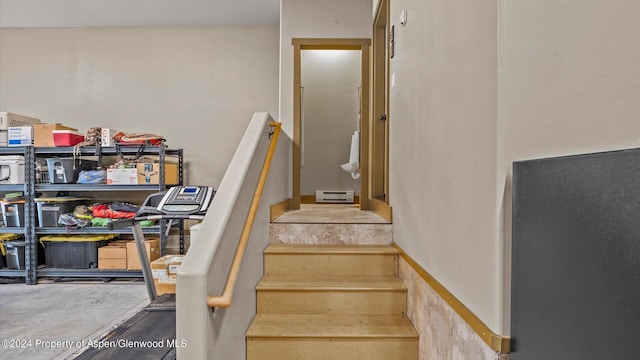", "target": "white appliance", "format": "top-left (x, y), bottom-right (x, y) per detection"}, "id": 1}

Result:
top-left (0, 112), bottom-right (41, 146)
top-left (0, 156), bottom-right (25, 184)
